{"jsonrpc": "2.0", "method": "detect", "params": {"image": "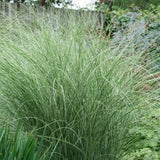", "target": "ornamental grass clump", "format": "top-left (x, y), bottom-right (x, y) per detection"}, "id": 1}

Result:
top-left (0, 9), bottom-right (159, 160)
